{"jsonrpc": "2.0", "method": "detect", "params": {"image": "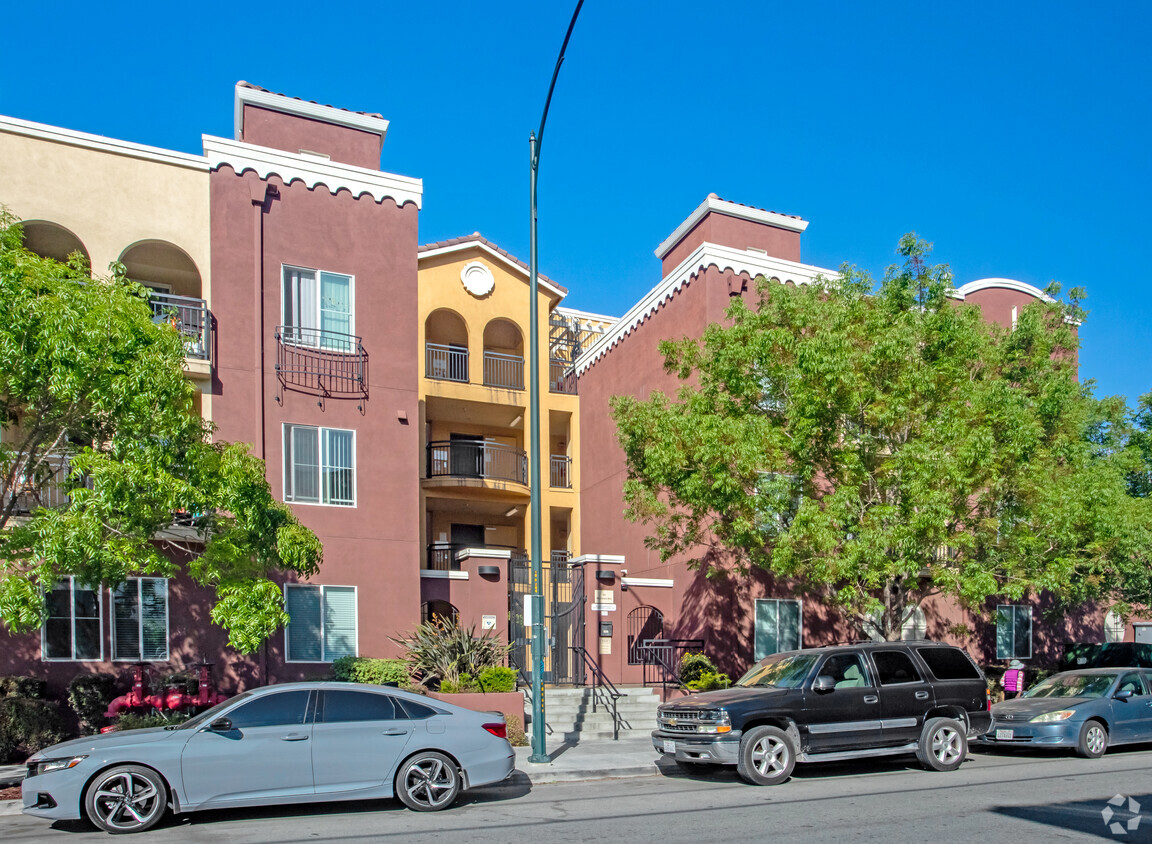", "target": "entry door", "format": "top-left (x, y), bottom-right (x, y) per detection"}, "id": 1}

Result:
top-left (451, 523), bottom-right (486, 554)
top-left (450, 434), bottom-right (483, 477)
